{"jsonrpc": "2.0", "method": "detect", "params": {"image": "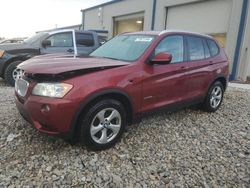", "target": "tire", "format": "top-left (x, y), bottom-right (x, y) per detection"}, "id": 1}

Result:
top-left (203, 81), bottom-right (224, 112)
top-left (79, 99), bottom-right (127, 150)
top-left (4, 61), bottom-right (22, 86)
